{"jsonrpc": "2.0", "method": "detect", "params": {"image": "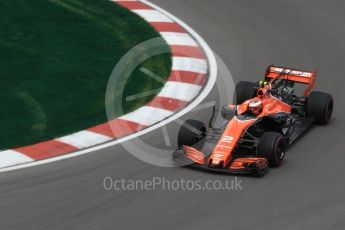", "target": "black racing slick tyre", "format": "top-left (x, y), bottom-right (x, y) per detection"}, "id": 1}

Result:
top-left (306, 91), bottom-right (334, 125)
top-left (178, 119), bottom-right (206, 147)
top-left (235, 81), bottom-right (257, 104)
top-left (258, 132), bottom-right (285, 167)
